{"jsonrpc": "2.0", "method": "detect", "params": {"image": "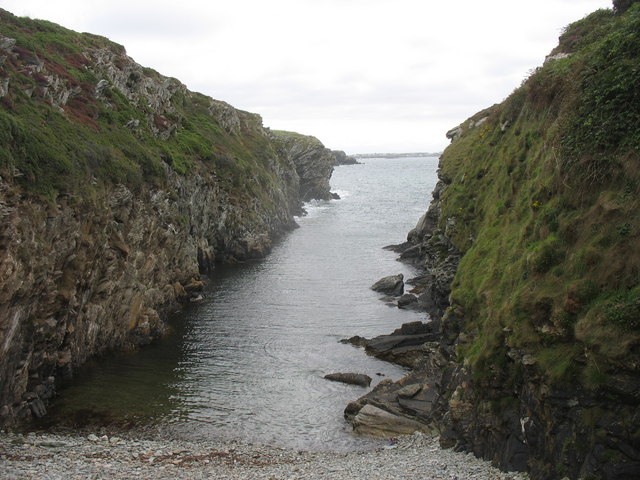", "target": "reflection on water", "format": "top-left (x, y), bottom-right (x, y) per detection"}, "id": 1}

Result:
top-left (44, 157), bottom-right (439, 451)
